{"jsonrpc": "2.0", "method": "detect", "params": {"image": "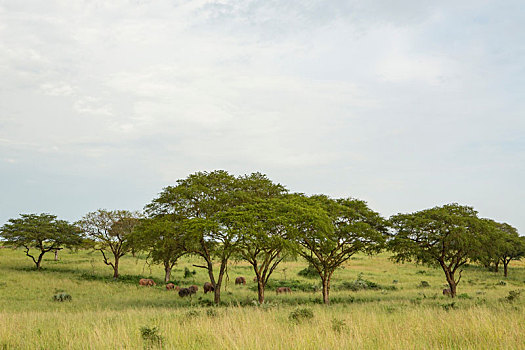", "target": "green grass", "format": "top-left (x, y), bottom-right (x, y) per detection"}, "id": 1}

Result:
top-left (0, 248), bottom-right (524, 349)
